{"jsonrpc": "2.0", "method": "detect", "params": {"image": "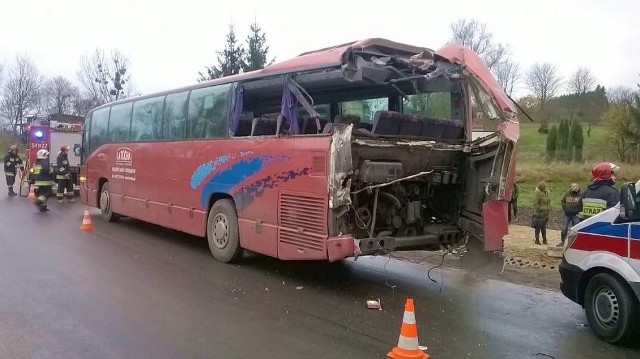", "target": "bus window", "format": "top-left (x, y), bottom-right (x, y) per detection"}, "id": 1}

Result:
top-left (82, 113), bottom-right (91, 160)
top-left (132, 96), bottom-right (164, 141)
top-left (339, 98), bottom-right (388, 129)
top-left (89, 107), bottom-right (110, 153)
top-left (187, 84), bottom-right (232, 139)
top-left (402, 92), bottom-right (451, 118)
top-left (162, 91), bottom-right (188, 140)
top-left (108, 102), bottom-right (133, 142)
